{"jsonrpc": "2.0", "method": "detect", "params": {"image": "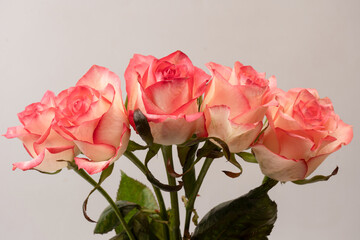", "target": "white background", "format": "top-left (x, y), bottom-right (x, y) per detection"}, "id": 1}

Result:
top-left (0, 1), bottom-right (359, 239)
